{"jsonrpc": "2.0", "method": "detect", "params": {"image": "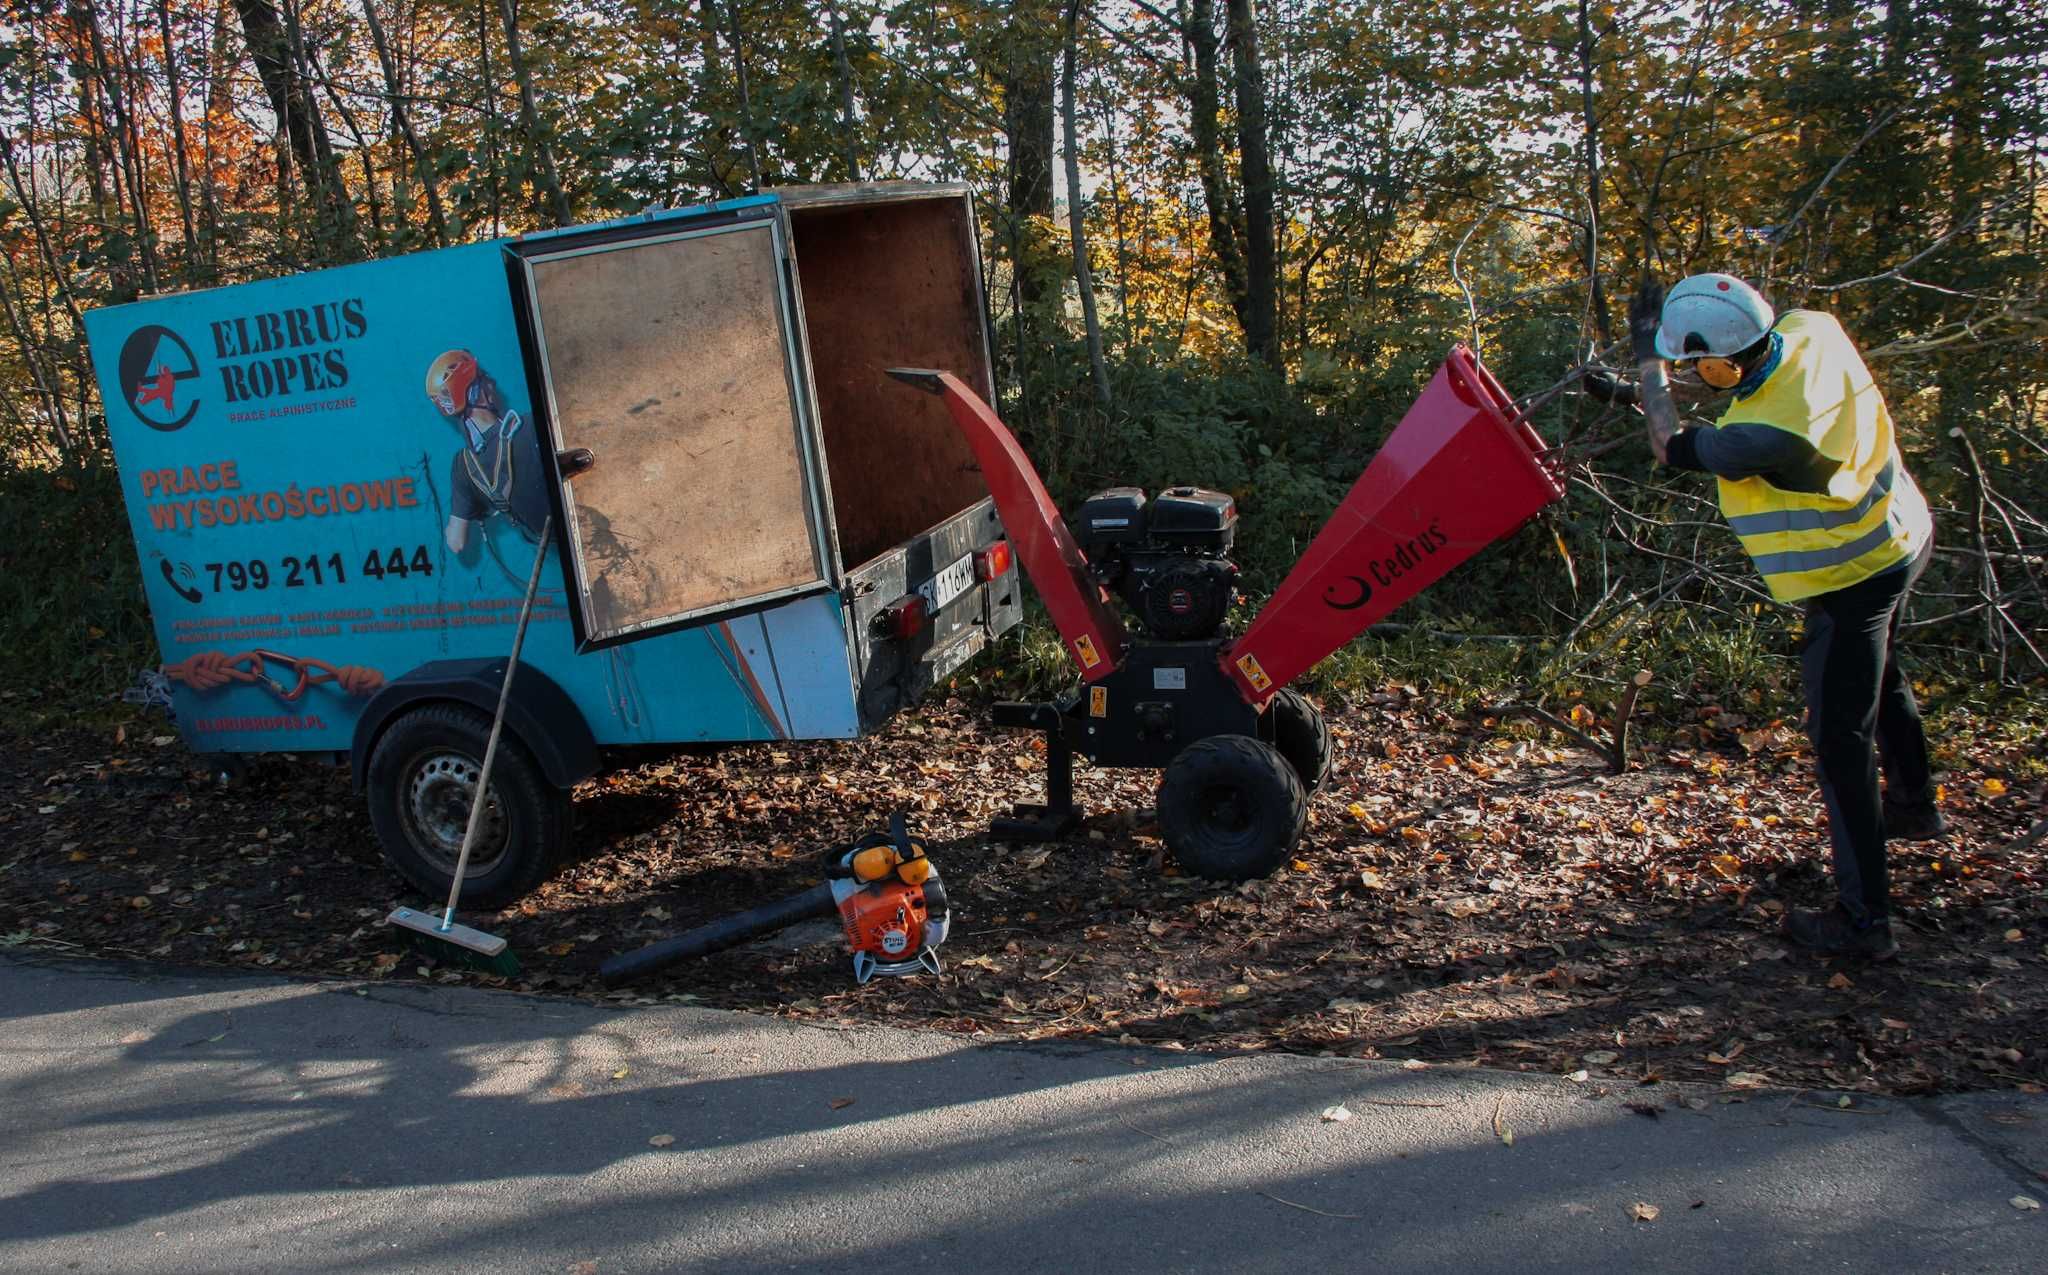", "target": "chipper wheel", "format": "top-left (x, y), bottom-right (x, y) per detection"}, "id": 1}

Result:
top-left (1157, 735), bottom-right (1308, 881)
top-left (1268, 688), bottom-right (1332, 793)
